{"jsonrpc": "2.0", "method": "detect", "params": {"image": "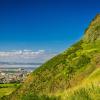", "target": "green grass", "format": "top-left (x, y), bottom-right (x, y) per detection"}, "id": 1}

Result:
top-left (64, 85), bottom-right (100, 100)
top-left (0, 88), bottom-right (16, 98)
top-left (59, 66), bottom-right (100, 100)
top-left (0, 83), bottom-right (20, 88)
top-left (0, 83), bottom-right (20, 98)
top-left (87, 68), bottom-right (100, 81)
